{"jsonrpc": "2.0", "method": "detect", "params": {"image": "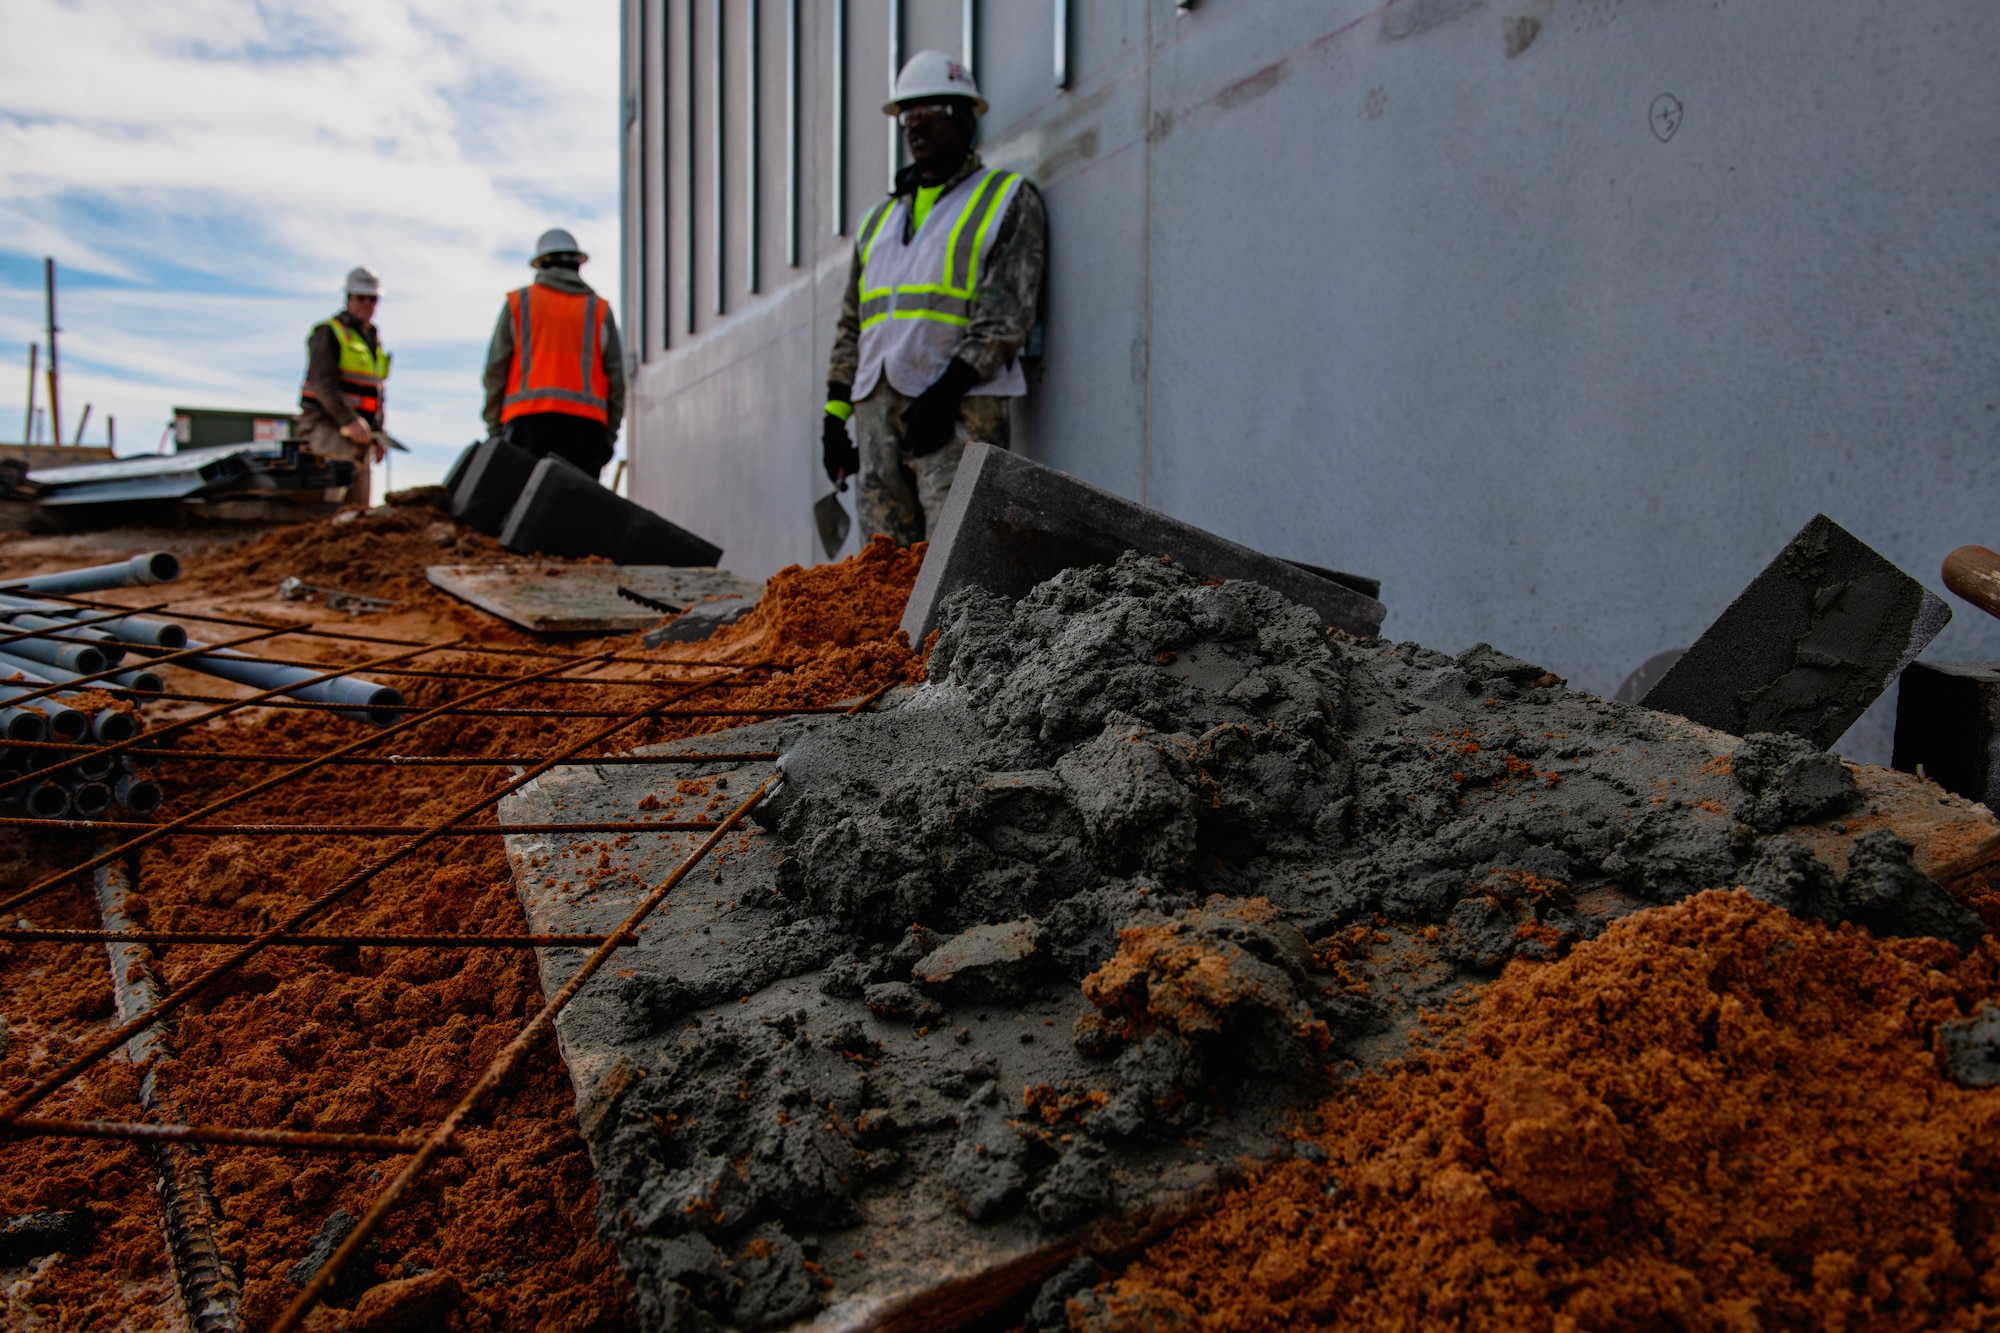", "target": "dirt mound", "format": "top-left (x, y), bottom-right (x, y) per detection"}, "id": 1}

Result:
top-left (701, 535), bottom-right (926, 664)
top-left (186, 487), bottom-right (512, 603)
top-left (1077, 889), bottom-right (2000, 1332)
